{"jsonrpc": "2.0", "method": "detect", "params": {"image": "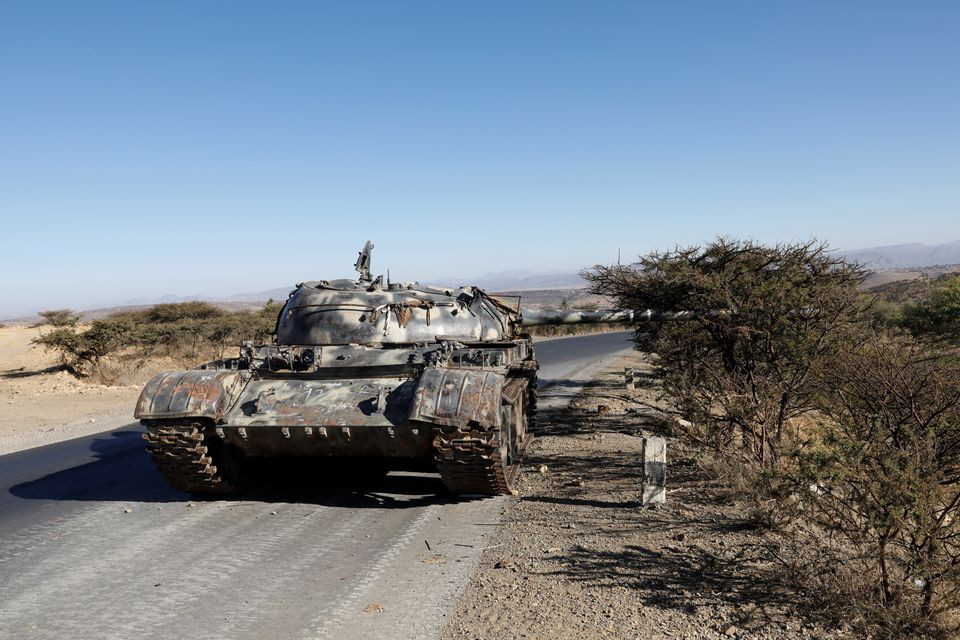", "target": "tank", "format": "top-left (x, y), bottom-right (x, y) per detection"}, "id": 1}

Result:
top-left (136, 241), bottom-right (650, 496)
